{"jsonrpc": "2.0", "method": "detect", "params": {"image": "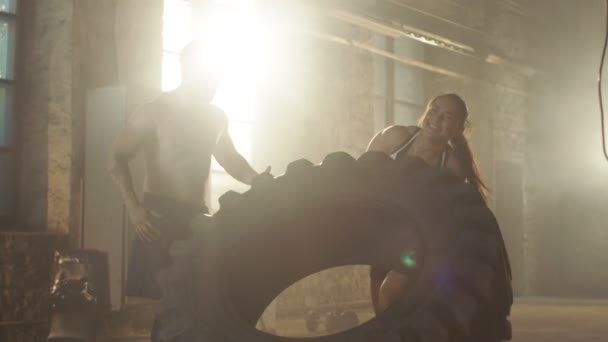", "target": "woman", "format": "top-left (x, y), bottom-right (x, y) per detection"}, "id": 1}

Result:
top-left (367, 93), bottom-right (488, 314)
